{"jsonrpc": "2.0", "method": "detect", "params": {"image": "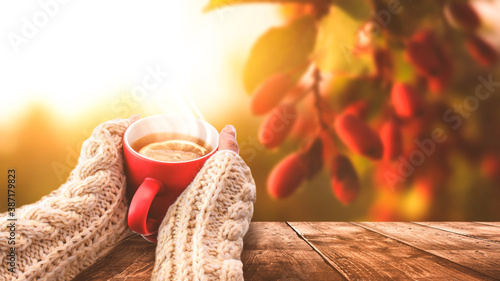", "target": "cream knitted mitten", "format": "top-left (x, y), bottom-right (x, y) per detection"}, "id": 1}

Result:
top-left (151, 150), bottom-right (256, 281)
top-left (0, 118), bottom-right (133, 281)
